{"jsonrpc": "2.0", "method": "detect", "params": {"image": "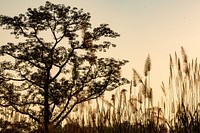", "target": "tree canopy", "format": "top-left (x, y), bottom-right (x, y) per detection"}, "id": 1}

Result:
top-left (0, 1), bottom-right (129, 132)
